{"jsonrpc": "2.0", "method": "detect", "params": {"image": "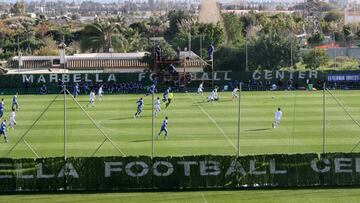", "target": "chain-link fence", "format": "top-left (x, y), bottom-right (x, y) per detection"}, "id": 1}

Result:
top-left (1, 84), bottom-right (360, 159)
